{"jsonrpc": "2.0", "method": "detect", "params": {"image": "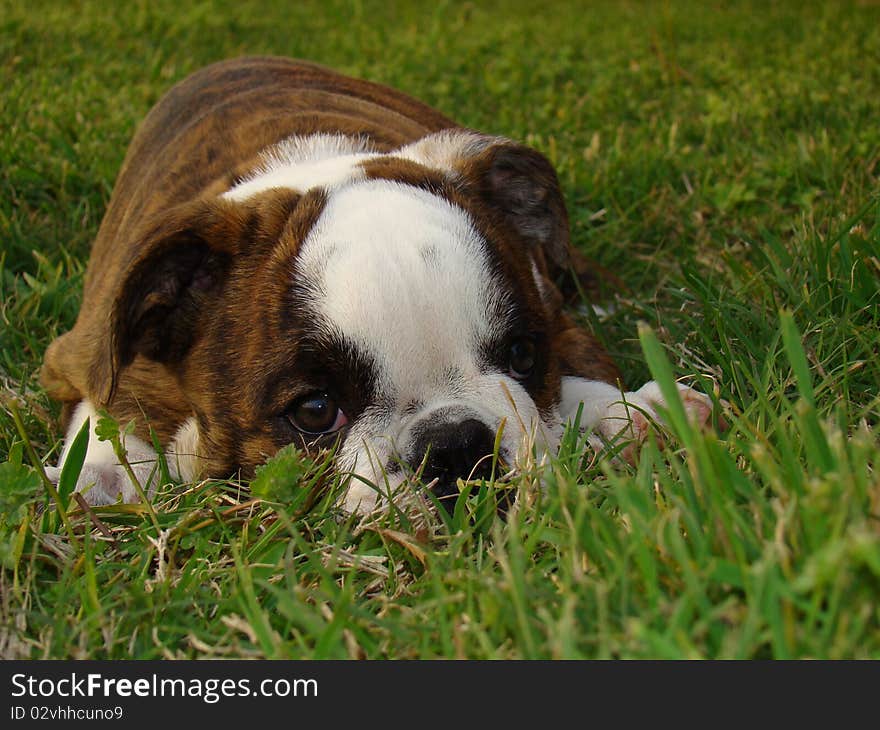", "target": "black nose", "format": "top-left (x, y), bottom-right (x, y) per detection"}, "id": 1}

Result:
top-left (409, 418), bottom-right (496, 504)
